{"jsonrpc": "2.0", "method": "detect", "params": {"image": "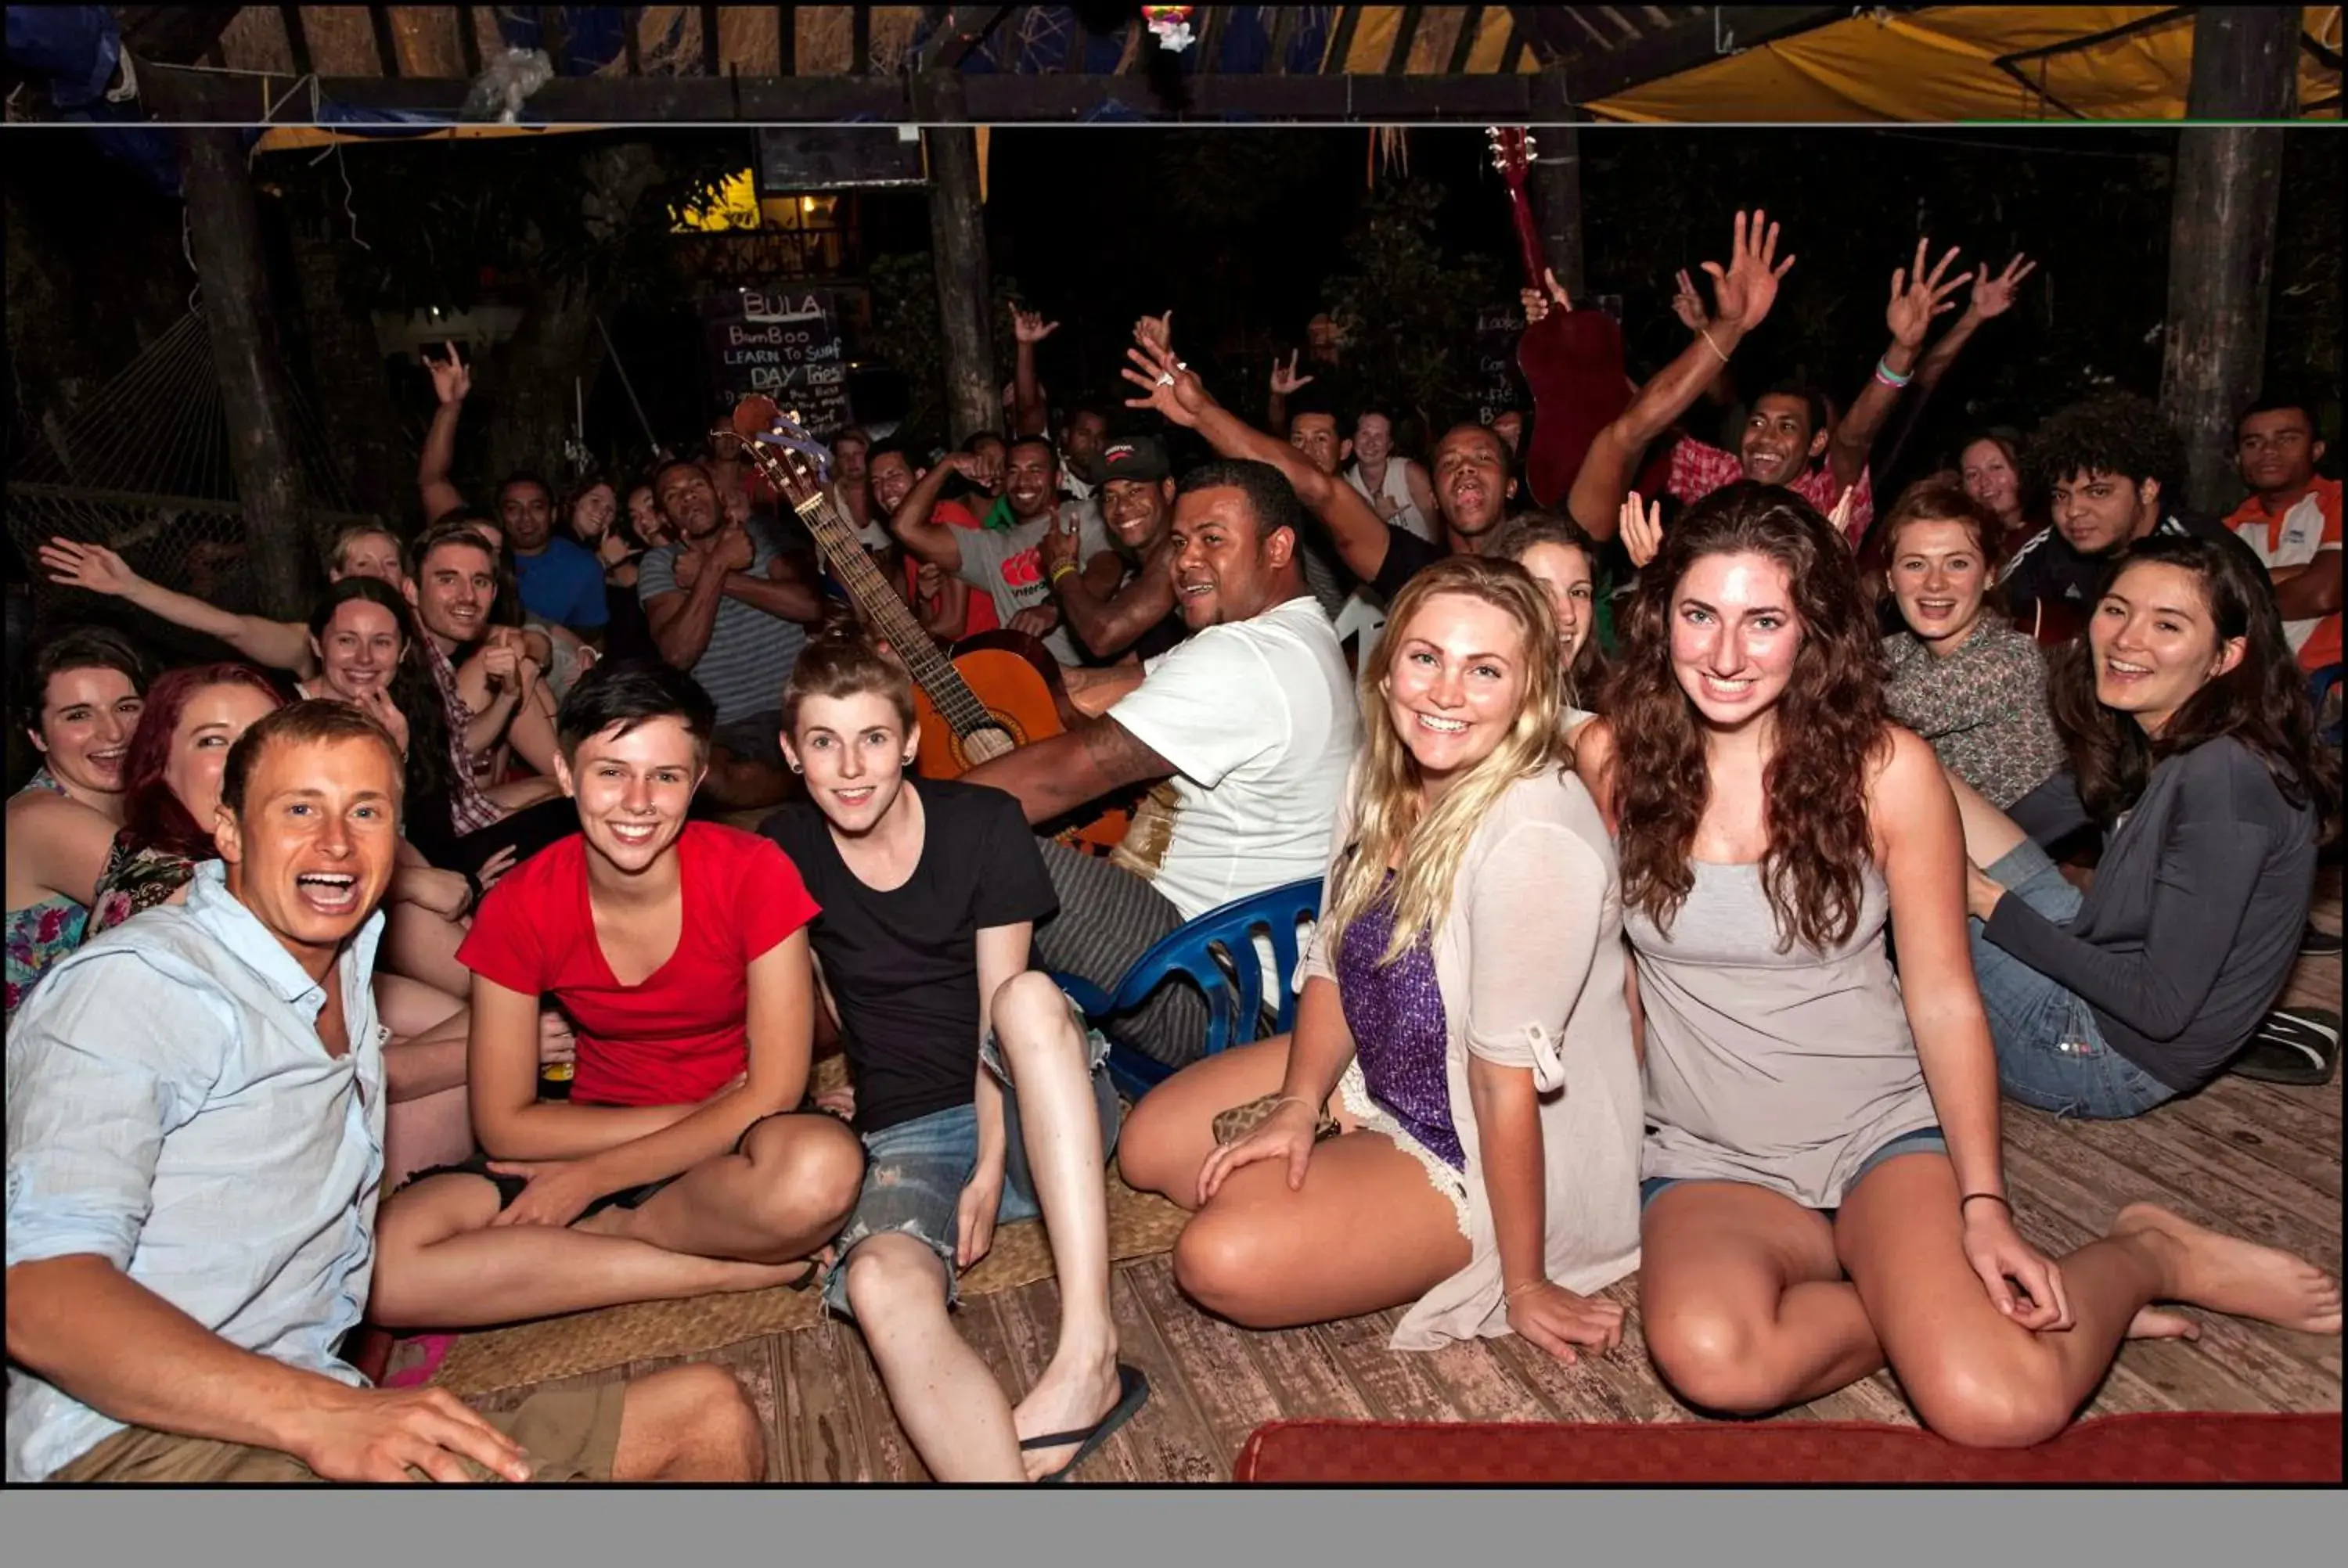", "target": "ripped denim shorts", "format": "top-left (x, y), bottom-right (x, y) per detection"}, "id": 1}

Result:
top-left (820, 1007), bottom-right (1120, 1323)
